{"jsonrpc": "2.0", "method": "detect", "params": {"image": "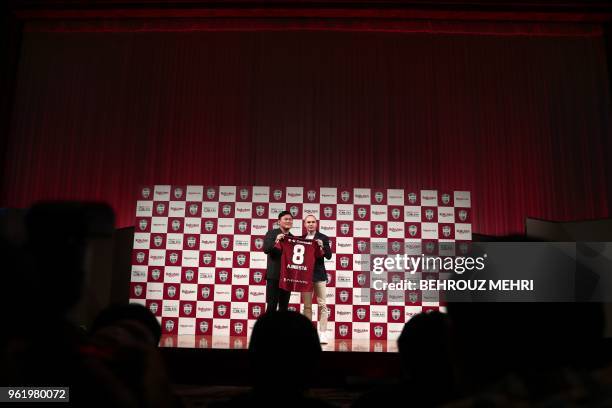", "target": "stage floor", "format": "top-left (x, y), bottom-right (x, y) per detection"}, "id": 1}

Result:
top-left (160, 338), bottom-right (403, 387)
top-left (159, 335), bottom-right (398, 353)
